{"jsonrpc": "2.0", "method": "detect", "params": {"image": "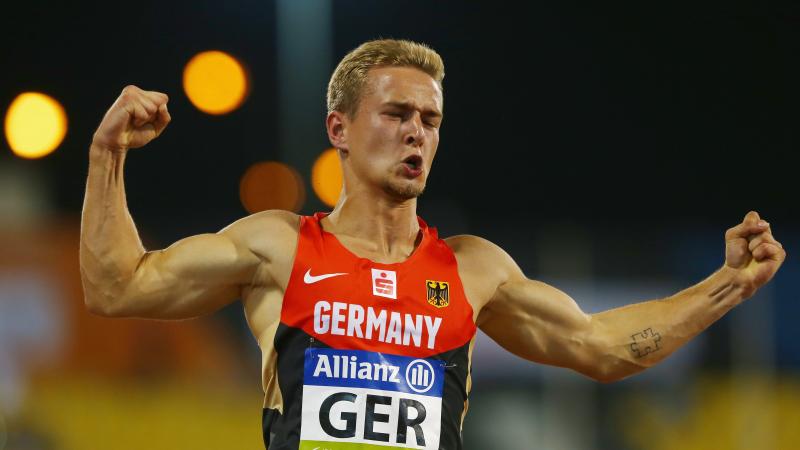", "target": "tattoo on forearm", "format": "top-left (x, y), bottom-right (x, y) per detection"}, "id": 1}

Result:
top-left (629, 328), bottom-right (662, 358)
